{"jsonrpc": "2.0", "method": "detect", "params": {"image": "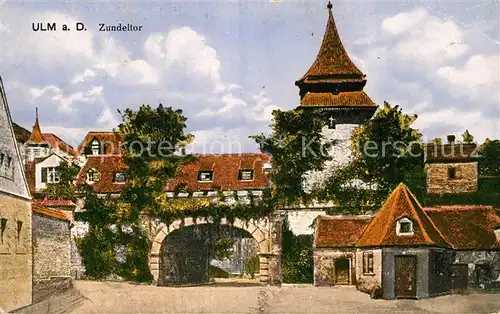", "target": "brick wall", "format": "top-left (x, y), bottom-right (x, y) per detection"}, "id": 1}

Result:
top-left (0, 194), bottom-right (33, 312)
top-left (32, 212), bottom-right (71, 280)
top-left (426, 162), bottom-right (478, 195)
